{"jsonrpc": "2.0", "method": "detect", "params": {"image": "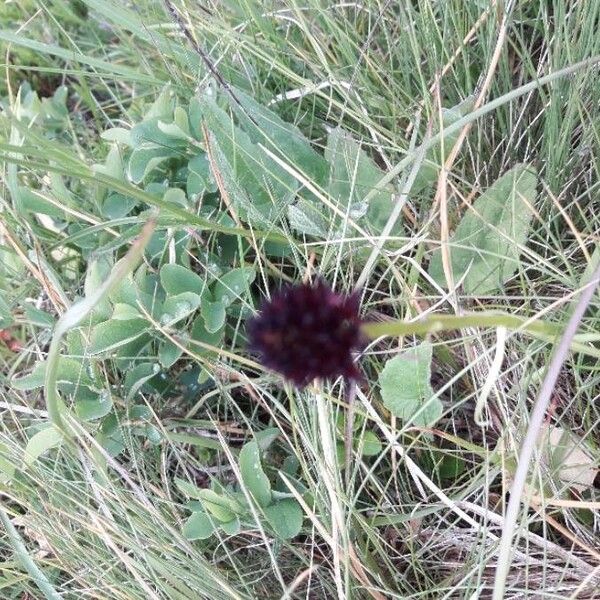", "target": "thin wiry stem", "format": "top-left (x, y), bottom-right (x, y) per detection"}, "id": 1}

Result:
top-left (162, 0), bottom-right (258, 128)
top-left (492, 263), bottom-right (600, 599)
